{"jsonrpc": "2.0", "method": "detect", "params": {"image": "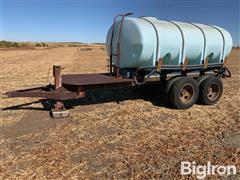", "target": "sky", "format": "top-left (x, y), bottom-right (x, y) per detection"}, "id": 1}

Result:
top-left (1, 0), bottom-right (240, 46)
